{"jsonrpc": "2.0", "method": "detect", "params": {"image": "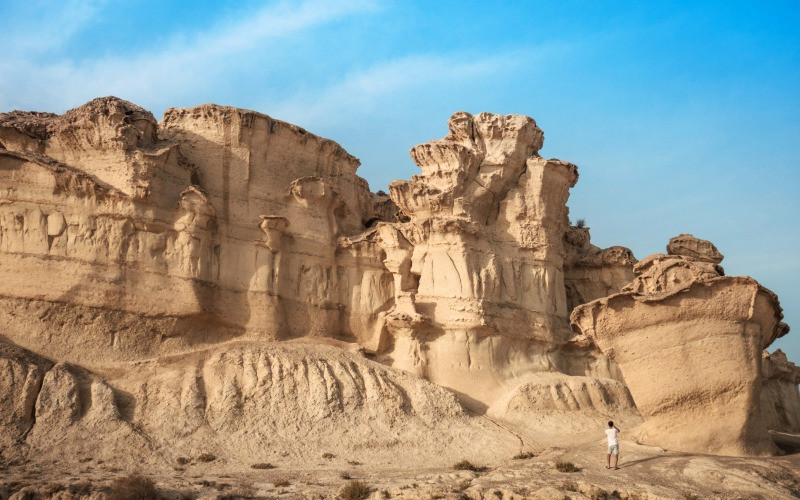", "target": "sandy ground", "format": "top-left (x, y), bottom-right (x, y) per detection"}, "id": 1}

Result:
top-left (2, 437), bottom-right (799, 499)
